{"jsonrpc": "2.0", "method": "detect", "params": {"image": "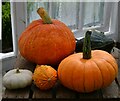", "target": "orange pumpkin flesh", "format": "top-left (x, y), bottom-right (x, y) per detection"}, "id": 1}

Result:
top-left (18, 7), bottom-right (76, 66)
top-left (33, 65), bottom-right (57, 90)
top-left (58, 31), bottom-right (118, 93)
